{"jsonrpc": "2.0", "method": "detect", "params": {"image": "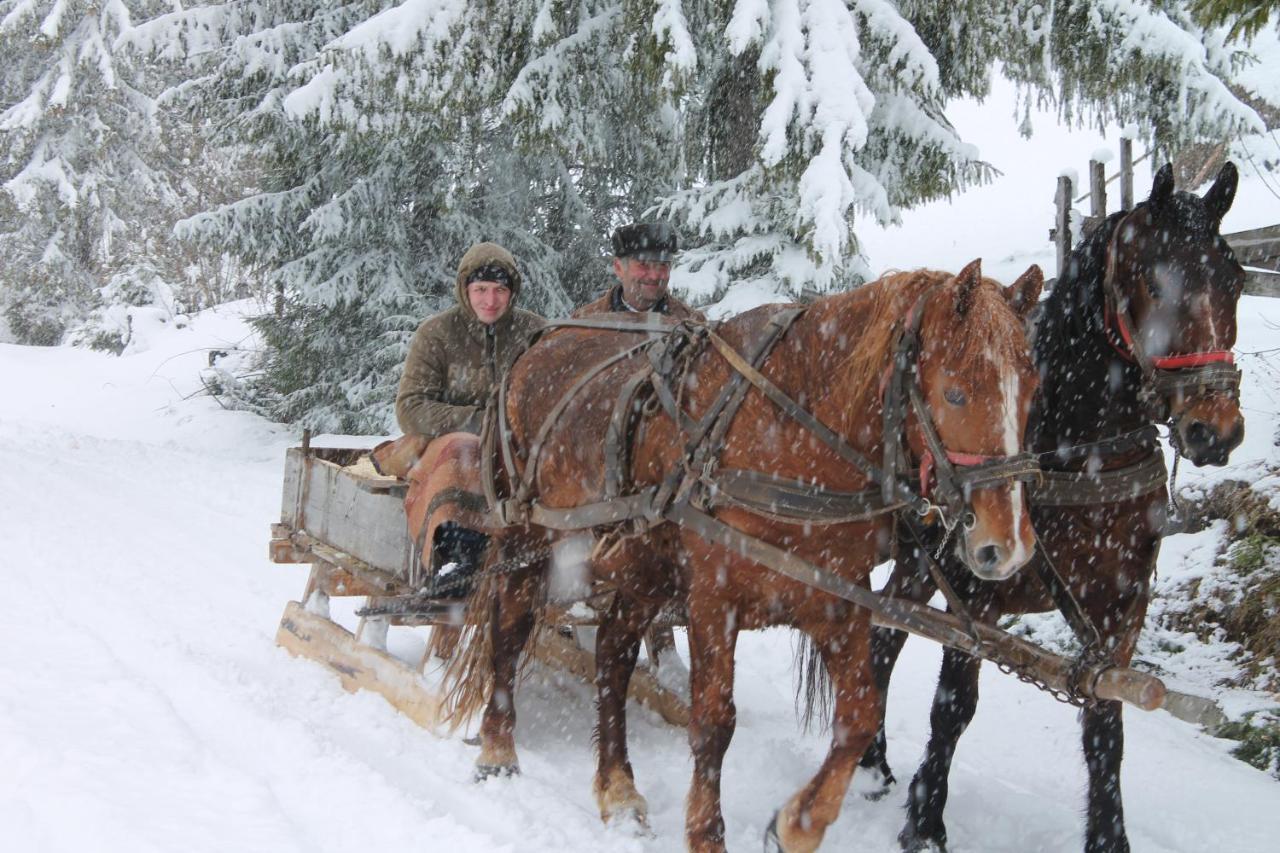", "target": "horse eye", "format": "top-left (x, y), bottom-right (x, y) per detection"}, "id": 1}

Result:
top-left (944, 388), bottom-right (967, 406)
